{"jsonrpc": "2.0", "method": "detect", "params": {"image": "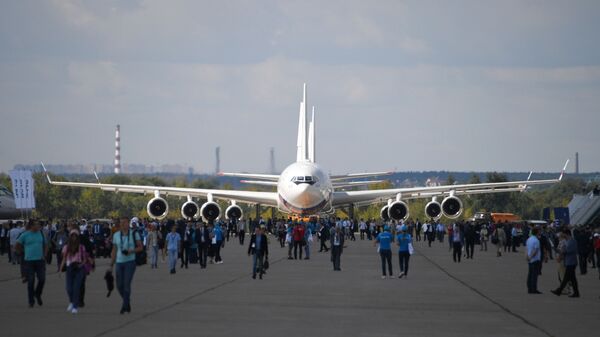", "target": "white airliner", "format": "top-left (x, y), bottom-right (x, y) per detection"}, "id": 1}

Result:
top-left (42, 84), bottom-right (568, 223)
